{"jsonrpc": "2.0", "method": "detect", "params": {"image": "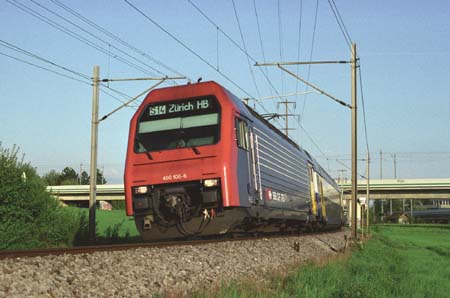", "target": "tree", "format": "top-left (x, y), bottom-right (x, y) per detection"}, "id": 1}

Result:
top-left (0, 144), bottom-right (82, 249)
top-left (43, 167), bottom-right (107, 185)
top-left (43, 169), bottom-right (61, 186)
top-left (96, 168), bottom-right (107, 185)
top-left (80, 171), bottom-right (89, 185)
top-left (60, 167), bottom-right (79, 185)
